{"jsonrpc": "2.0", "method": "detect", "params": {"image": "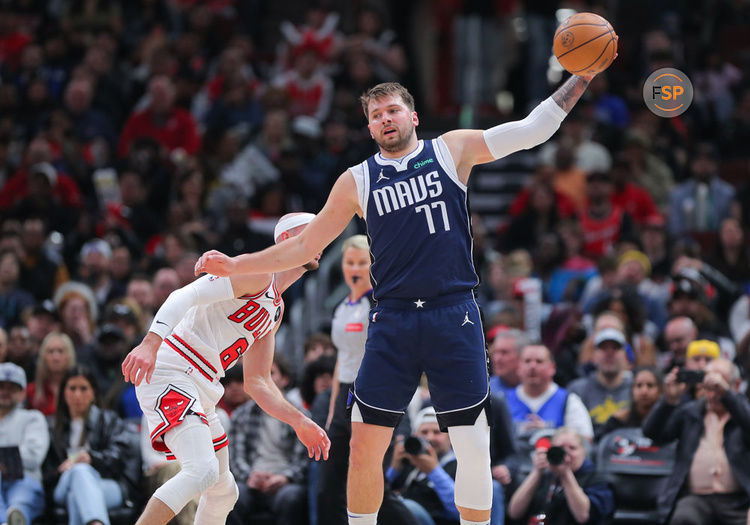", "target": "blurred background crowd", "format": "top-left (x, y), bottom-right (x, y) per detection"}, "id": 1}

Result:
top-left (1, 0), bottom-right (750, 524)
